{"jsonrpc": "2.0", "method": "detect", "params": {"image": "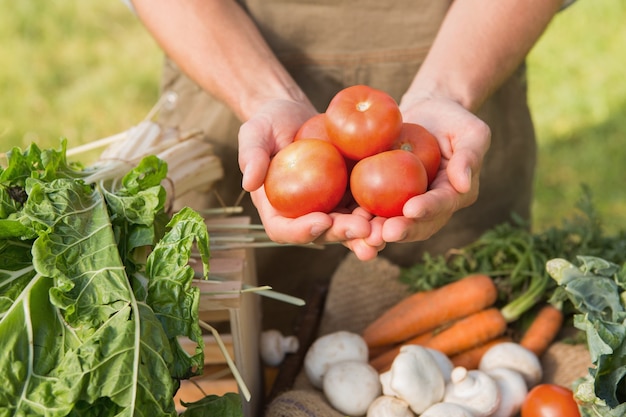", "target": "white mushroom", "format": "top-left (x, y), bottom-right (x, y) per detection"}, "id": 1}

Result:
top-left (426, 348), bottom-right (454, 383)
top-left (444, 367), bottom-right (500, 417)
top-left (486, 367), bottom-right (528, 417)
top-left (304, 330), bottom-right (368, 388)
top-left (379, 344), bottom-right (445, 415)
top-left (478, 342), bottom-right (543, 388)
top-left (420, 402), bottom-right (476, 417)
top-left (323, 360), bottom-right (381, 416)
top-left (366, 396), bottom-right (414, 417)
top-left (259, 329), bottom-right (299, 367)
